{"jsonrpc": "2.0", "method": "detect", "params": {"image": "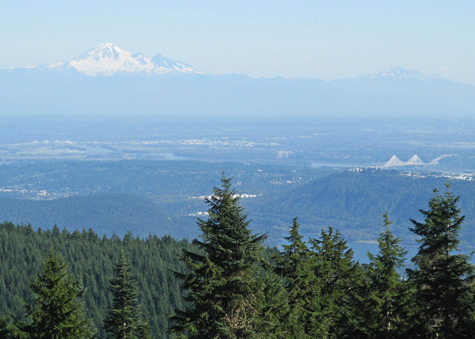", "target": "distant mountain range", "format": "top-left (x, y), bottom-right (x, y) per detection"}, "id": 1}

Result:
top-left (1, 43), bottom-right (474, 118)
top-left (6, 44), bottom-right (446, 81)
